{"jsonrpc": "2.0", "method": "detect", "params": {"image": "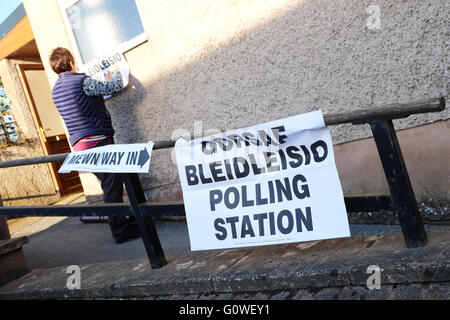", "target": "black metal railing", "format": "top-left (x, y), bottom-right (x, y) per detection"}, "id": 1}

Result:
top-left (0, 97), bottom-right (446, 269)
